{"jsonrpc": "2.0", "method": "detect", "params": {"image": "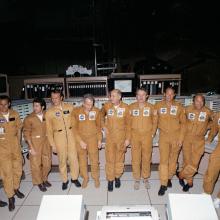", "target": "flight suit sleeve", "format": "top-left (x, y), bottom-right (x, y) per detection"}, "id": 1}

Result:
top-left (125, 106), bottom-right (131, 141)
top-left (45, 111), bottom-right (56, 147)
top-left (152, 105), bottom-right (158, 137)
top-left (23, 117), bottom-right (32, 142)
top-left (178, 105), bottom-right (187, 142)
top-left (15, 112), bottom-right (22, 145)
top-left (71, 109), bottom-right (83, 143)
top-left (96, 110), bottom-right (102, 142)
top-left (101, 105), bottom-right (107, 129)
top-left (207, 113), bottom-right (218, 142)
